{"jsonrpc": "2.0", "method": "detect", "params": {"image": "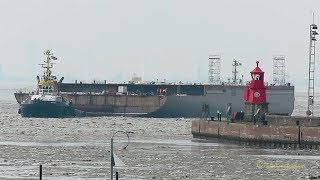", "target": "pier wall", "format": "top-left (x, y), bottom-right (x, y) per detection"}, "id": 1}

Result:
top-left (266, 115), bottom-right (320, 127)
top-left (192, 120), bottom-right (320, 148)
